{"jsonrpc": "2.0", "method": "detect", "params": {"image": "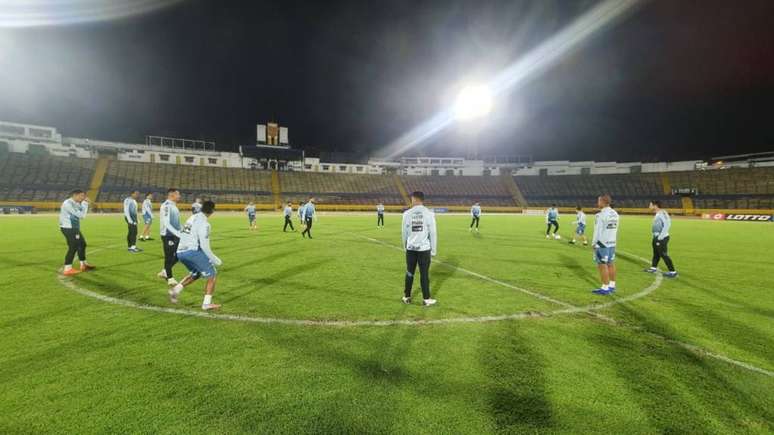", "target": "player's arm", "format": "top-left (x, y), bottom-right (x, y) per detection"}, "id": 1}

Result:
top-left (591, 216), bottom-right (602, 247)
top-left (429, 212), bottom-right (437, 256)
top-left (123, 200), bottom-right (135, 224)
top-left (656, 214), bottom-right (669, 241)
top-left (401, 213), bottom-right (409, 250)
top-left (198, 223), bottom-right (222, 266)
